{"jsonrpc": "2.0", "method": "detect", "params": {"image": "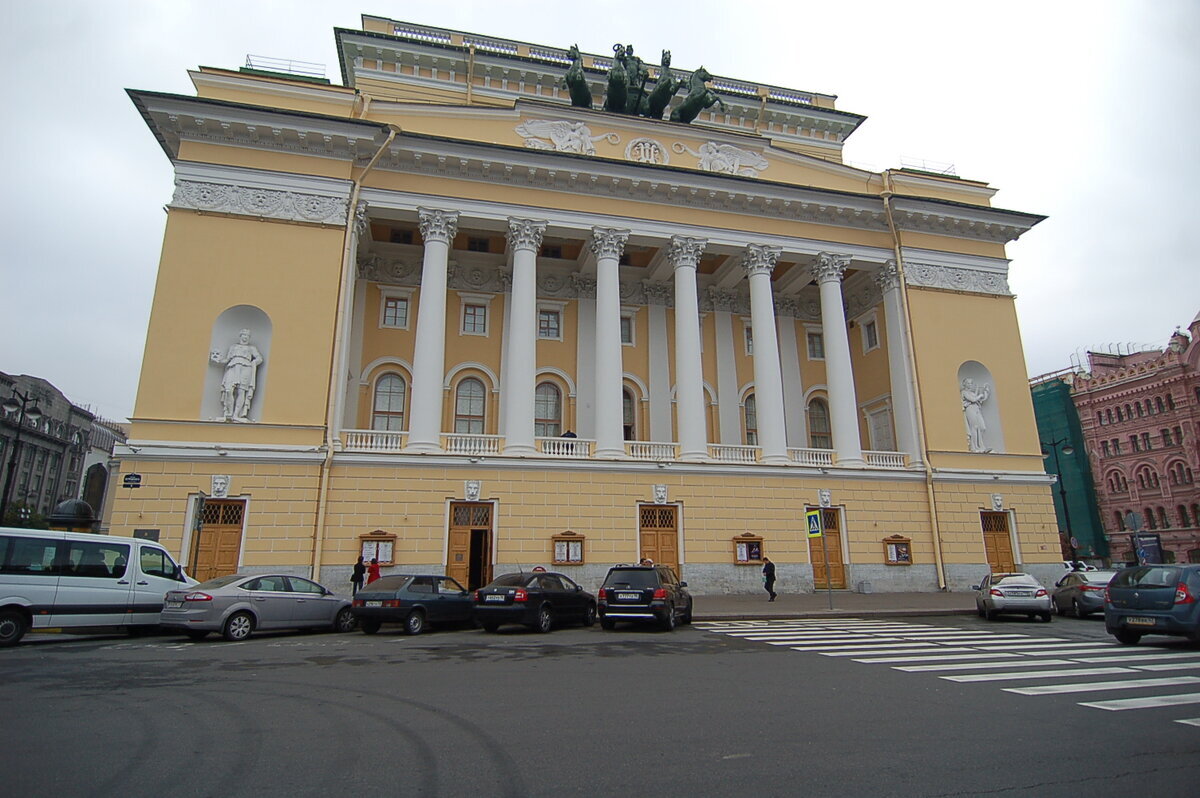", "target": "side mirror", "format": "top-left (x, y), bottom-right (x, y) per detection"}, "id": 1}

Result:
top-left (575, 585), bottom-right (582, 592)
top-left (679, 581), bottom-right (688, 588)
top-left (971, 584), bottom-right (980, 591)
